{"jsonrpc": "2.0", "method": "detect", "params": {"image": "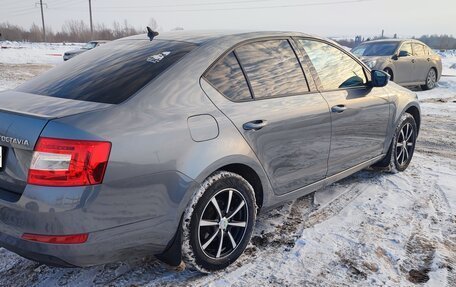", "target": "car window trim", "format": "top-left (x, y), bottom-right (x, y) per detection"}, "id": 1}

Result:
top-left (233, 50), bottom-right (256, 100)
top-left (202, 36), bottom-right (316, 103)
top-left (293, 37), bottom-right (372, 93)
